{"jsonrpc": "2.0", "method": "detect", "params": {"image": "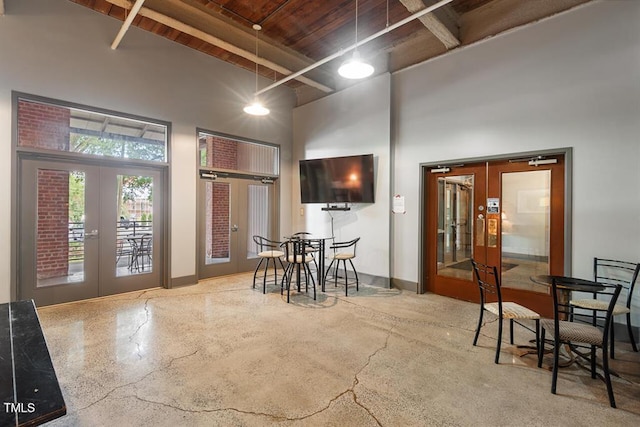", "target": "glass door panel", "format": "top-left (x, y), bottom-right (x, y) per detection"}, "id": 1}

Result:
top-left (204, 181), bottom-right (231, 266)
top-left (101, 167), bottom-right (163, 296)
top-left (201, 179), bottom-right (235, 276)
top-left (500, 170), bottom-right (551, 291)
top-left (437, 175), bottom-right (474, 280)
top-left (19, 160), bottom-right (100, 305)
top-left (36, 169), bottom-right (87, 287)
top-left (426, 164), bottom-right (486, 300)
top-left (115, 174), bottom-right (155, 277)
top-left (246, 184), bottom-right (270, 260)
